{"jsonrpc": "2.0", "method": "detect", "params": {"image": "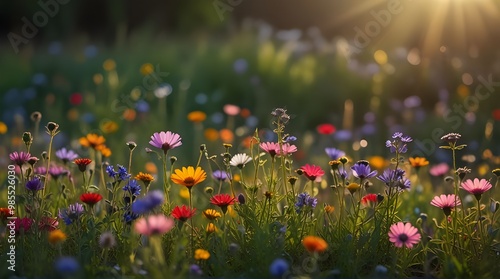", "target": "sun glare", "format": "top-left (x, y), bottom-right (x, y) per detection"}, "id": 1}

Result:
top-left (329, 0), bottom-right (500, 57)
